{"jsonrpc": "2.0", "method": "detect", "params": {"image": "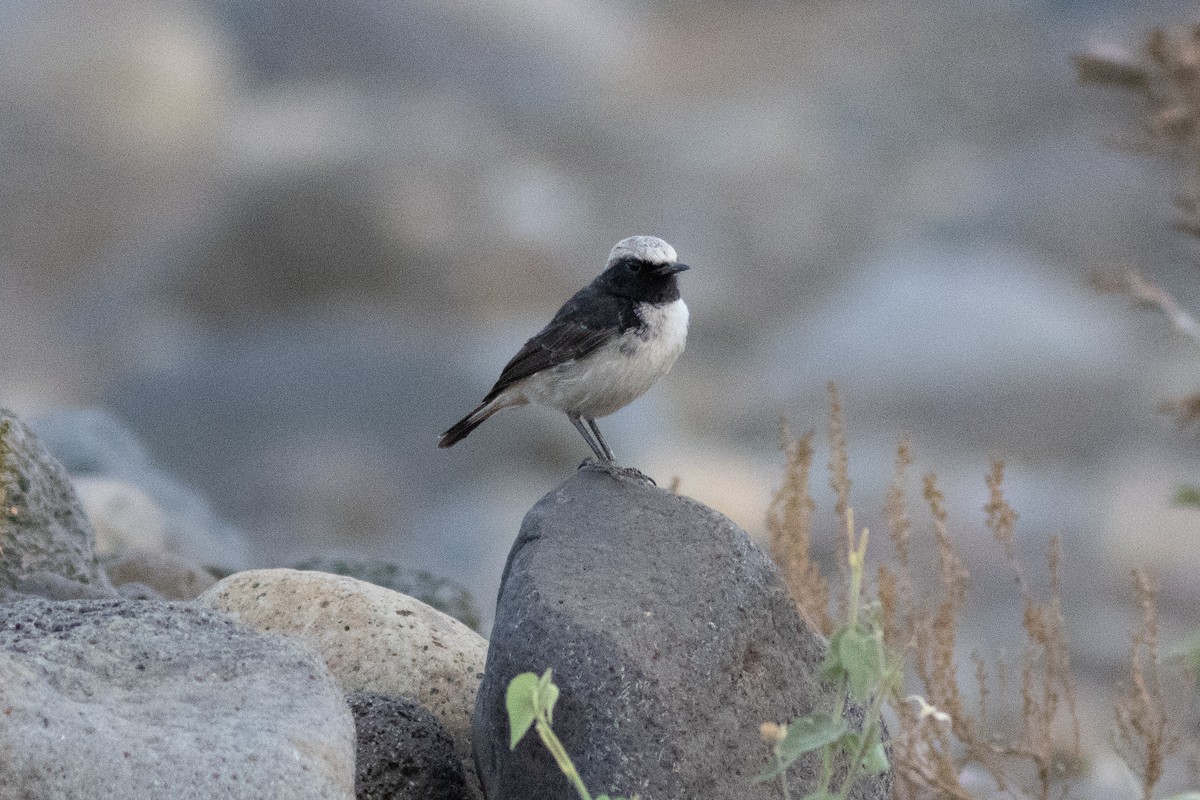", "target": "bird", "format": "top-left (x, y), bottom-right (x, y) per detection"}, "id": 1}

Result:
top-left (438, 235), bottom-right (689, 467)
